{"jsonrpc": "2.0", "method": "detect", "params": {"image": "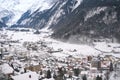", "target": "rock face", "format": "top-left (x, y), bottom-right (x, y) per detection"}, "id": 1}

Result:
top-left (0, 0), bottom-right (117, 43)
top-left (0, 21), bottom-right (7, 28)
top-left (51, 0), bottom-right (120, 42)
